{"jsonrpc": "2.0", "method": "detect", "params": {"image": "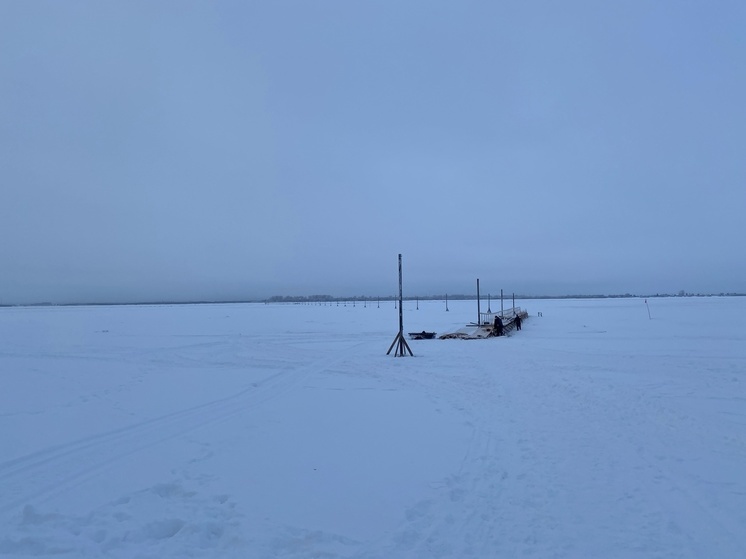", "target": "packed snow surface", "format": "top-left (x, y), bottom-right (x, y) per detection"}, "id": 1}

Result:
top-left (1, 297), bottom-right (745, 558)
